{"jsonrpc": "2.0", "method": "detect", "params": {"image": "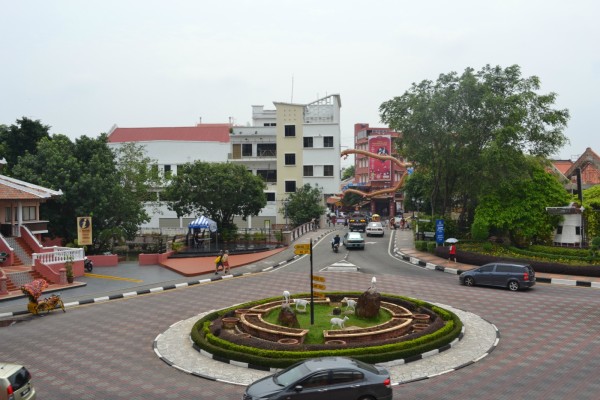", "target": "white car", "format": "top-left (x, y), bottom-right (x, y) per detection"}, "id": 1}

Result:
top-left (365, 222), bottom-right (385, 237)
